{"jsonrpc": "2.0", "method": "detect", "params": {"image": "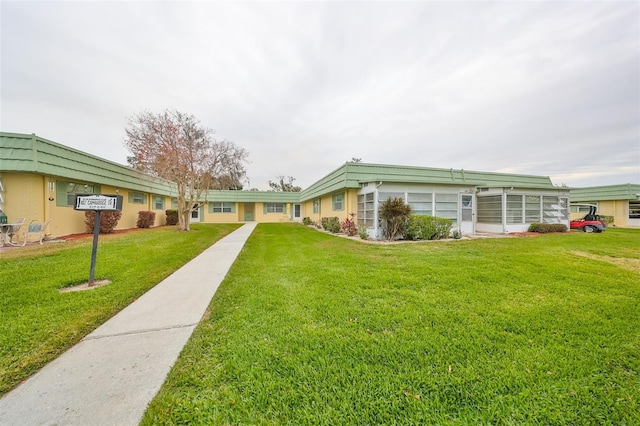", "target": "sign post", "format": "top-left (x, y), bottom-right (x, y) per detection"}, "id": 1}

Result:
top-left (74, 194), bottom-right (123, 285)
